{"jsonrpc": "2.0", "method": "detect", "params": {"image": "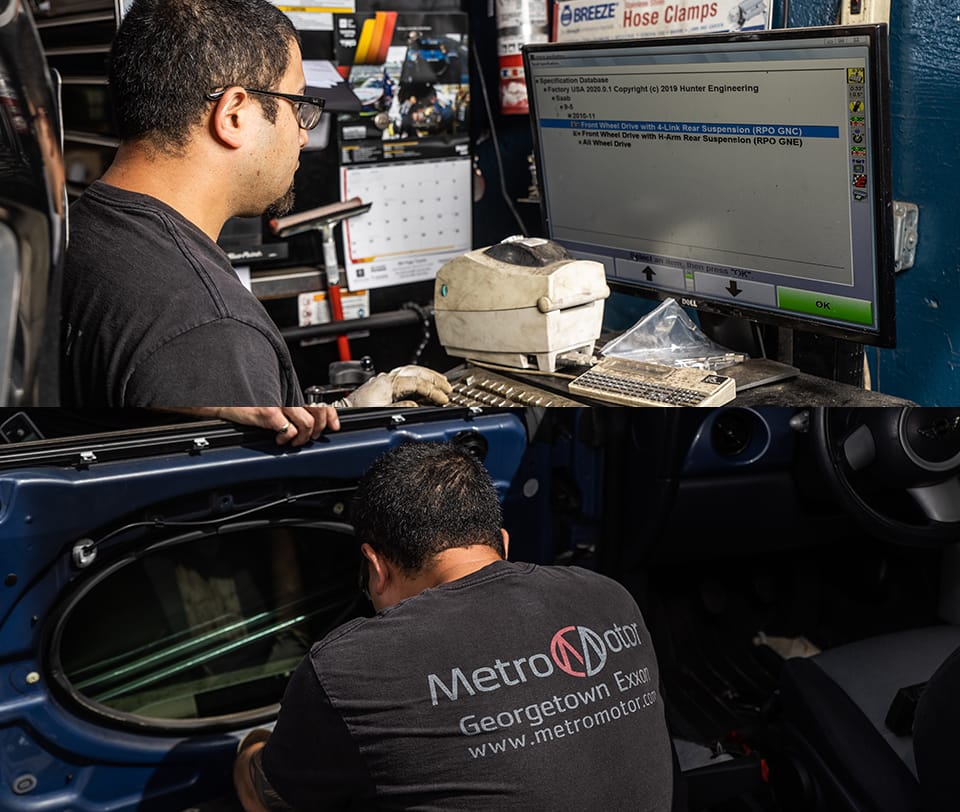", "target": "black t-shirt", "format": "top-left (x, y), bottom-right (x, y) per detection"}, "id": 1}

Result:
top-left (262, 560), bottom-right (674, 810)
top-left (61, 181), bottom-right (304, 407)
